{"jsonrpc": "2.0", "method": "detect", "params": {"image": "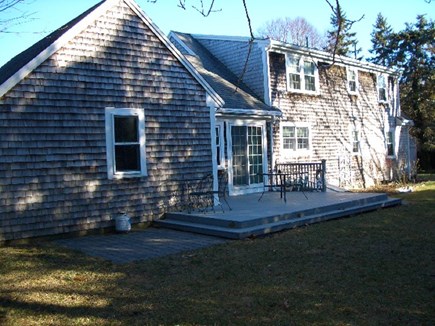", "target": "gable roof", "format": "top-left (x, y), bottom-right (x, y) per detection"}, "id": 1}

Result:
top-left (188, 33), bottom-right (399, 77)
top-left (0, 0), bottom-right (104, 88)
top-left (0, 0), bottom-right (223, 106)
top-left (170, 31), bottom-right (281, 117)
